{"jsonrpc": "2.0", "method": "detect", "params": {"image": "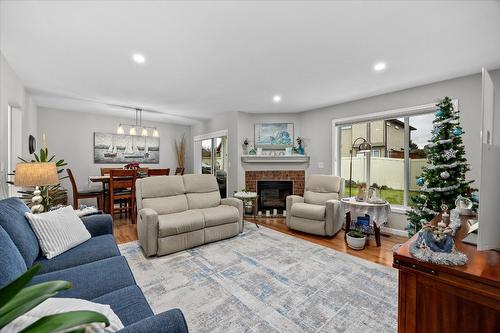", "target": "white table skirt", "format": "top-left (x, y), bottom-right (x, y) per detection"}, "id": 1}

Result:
top-left (341, 197), bottom-right (391, 226)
